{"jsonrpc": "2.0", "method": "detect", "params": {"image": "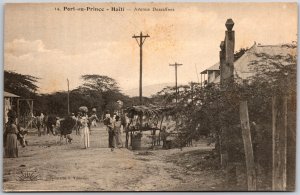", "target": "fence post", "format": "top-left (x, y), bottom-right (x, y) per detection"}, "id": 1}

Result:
top-left (286, 71), bottom-right (296, 191)
top-left (287, 94), bottom-right (296, 191)
top-left (272, 96), bottom-right (287, 191)
top-left (240, 100), bottom-right (257, 190)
